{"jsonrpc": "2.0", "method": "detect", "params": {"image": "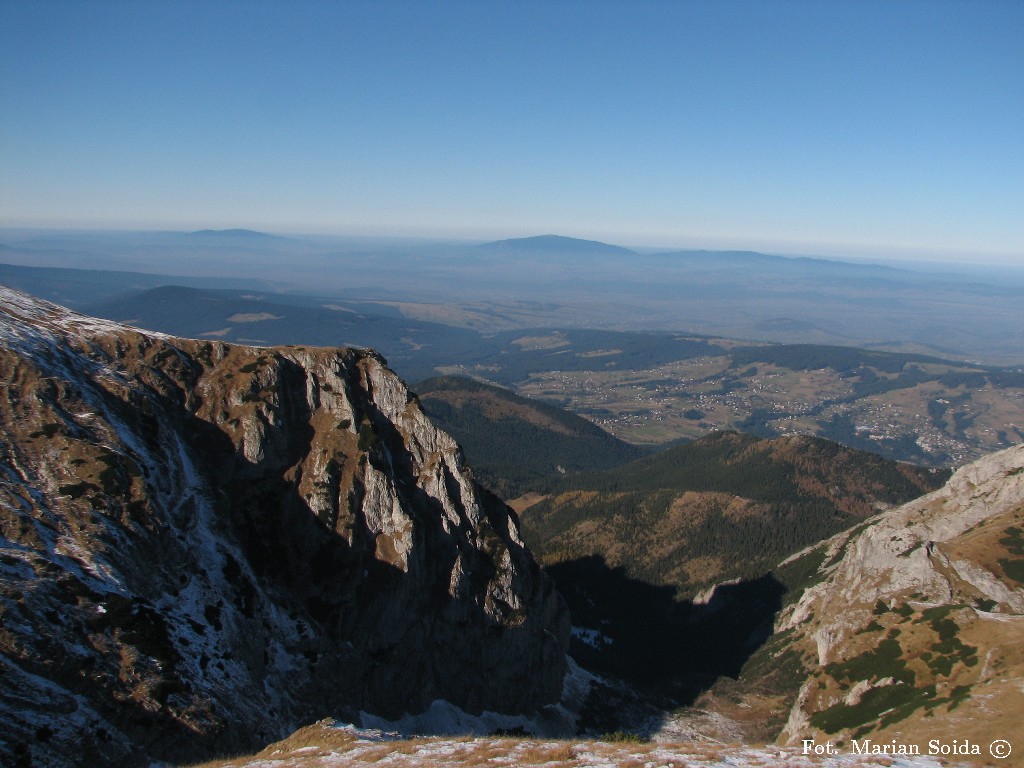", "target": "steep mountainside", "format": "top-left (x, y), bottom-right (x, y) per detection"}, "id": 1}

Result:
top-left (764, 443), bottom-right (1024, 757)
top-left (0, 287), bottom-right (568, 768)
top-left (415, 376), bottom-right (644, 499)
